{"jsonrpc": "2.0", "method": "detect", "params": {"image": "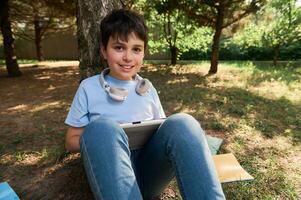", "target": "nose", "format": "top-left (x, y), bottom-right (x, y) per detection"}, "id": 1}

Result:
top-left (122, 50), bottom-right (133, 62)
